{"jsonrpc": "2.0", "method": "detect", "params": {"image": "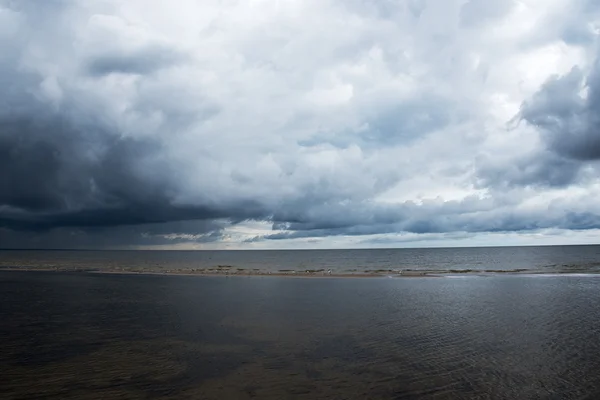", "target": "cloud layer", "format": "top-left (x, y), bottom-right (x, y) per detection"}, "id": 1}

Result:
top-left (1, 0), bottom-right (600, 248)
